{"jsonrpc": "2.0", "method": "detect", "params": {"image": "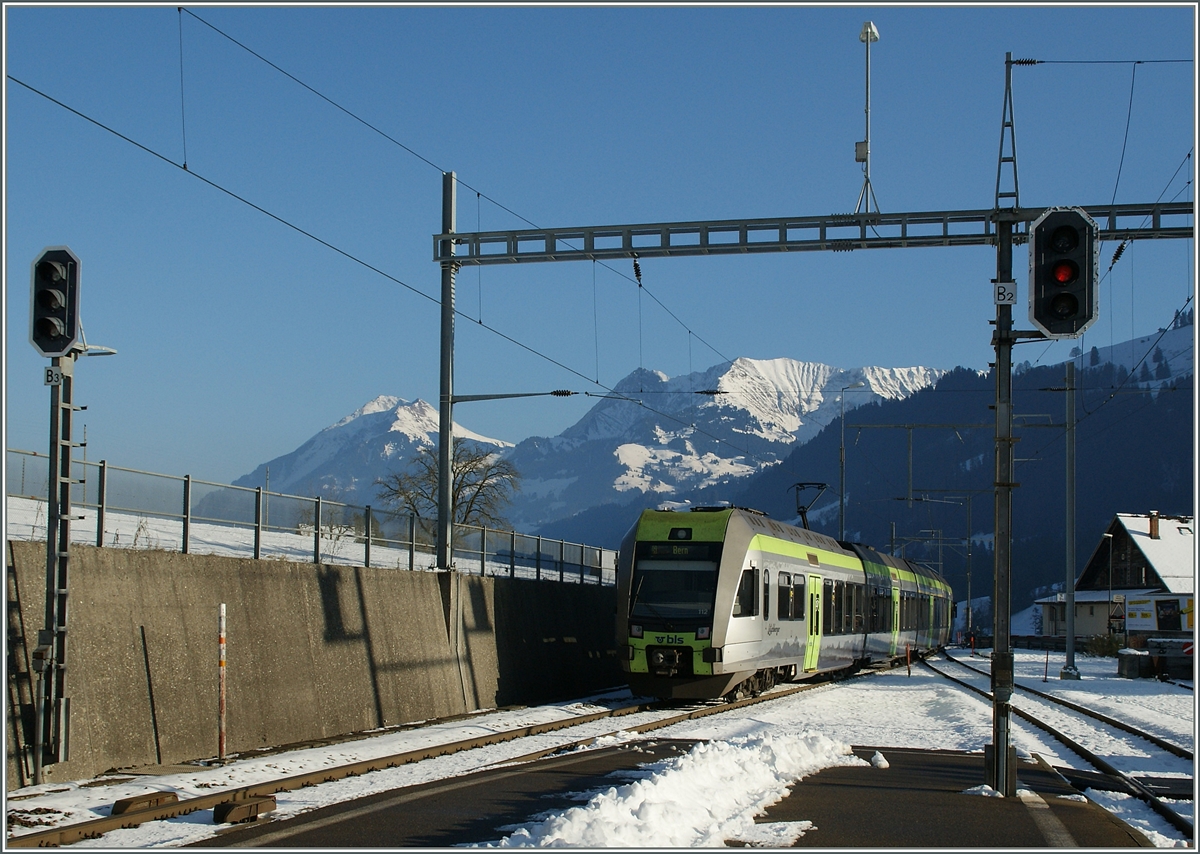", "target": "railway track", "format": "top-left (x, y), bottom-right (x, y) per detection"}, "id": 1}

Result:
top-left (6, 669), bottom-right (864, 847)
top-left (923, 652), bottom-right (1194, 839)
